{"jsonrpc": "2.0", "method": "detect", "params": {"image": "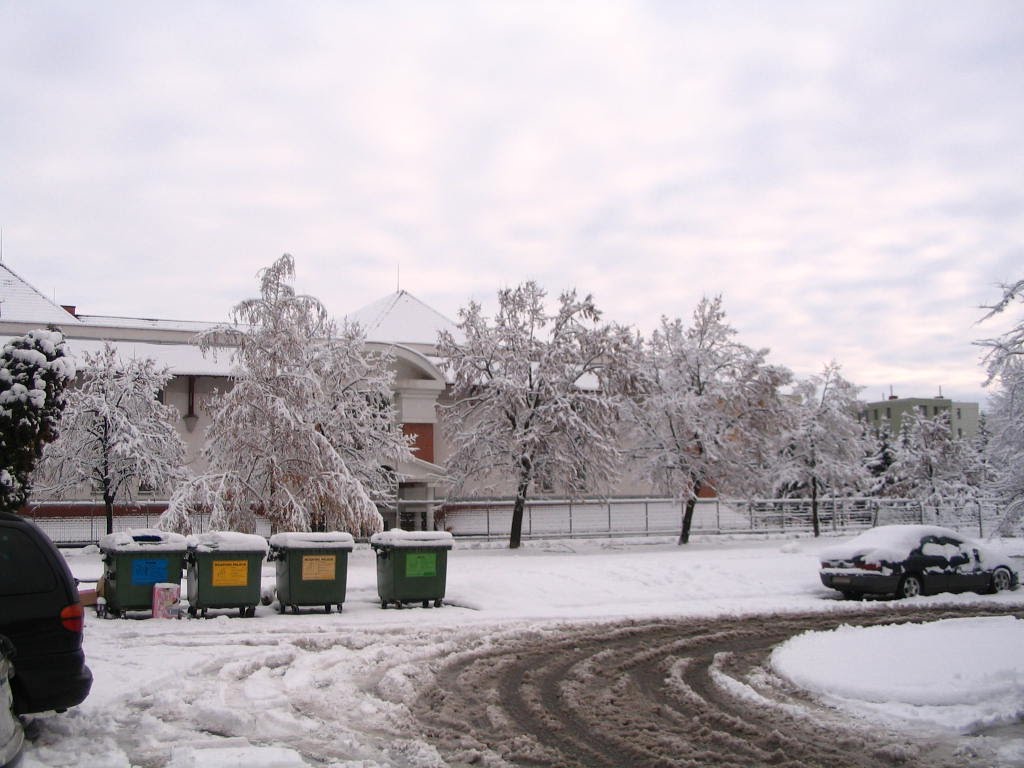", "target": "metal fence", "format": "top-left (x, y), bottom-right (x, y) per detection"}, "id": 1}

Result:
top-left (19, 502), bottom-right (272, 546)
top-left (20, 496), bottom-right (1011, 546)
top-left (436, 496), bottom-right (1010, 540)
